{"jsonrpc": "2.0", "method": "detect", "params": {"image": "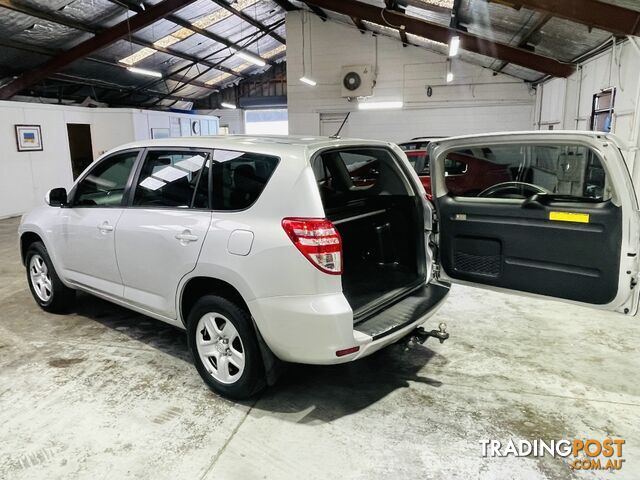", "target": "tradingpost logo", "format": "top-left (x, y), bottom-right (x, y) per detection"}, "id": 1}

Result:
top-left (480, 438), bottom-right (625, 471)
